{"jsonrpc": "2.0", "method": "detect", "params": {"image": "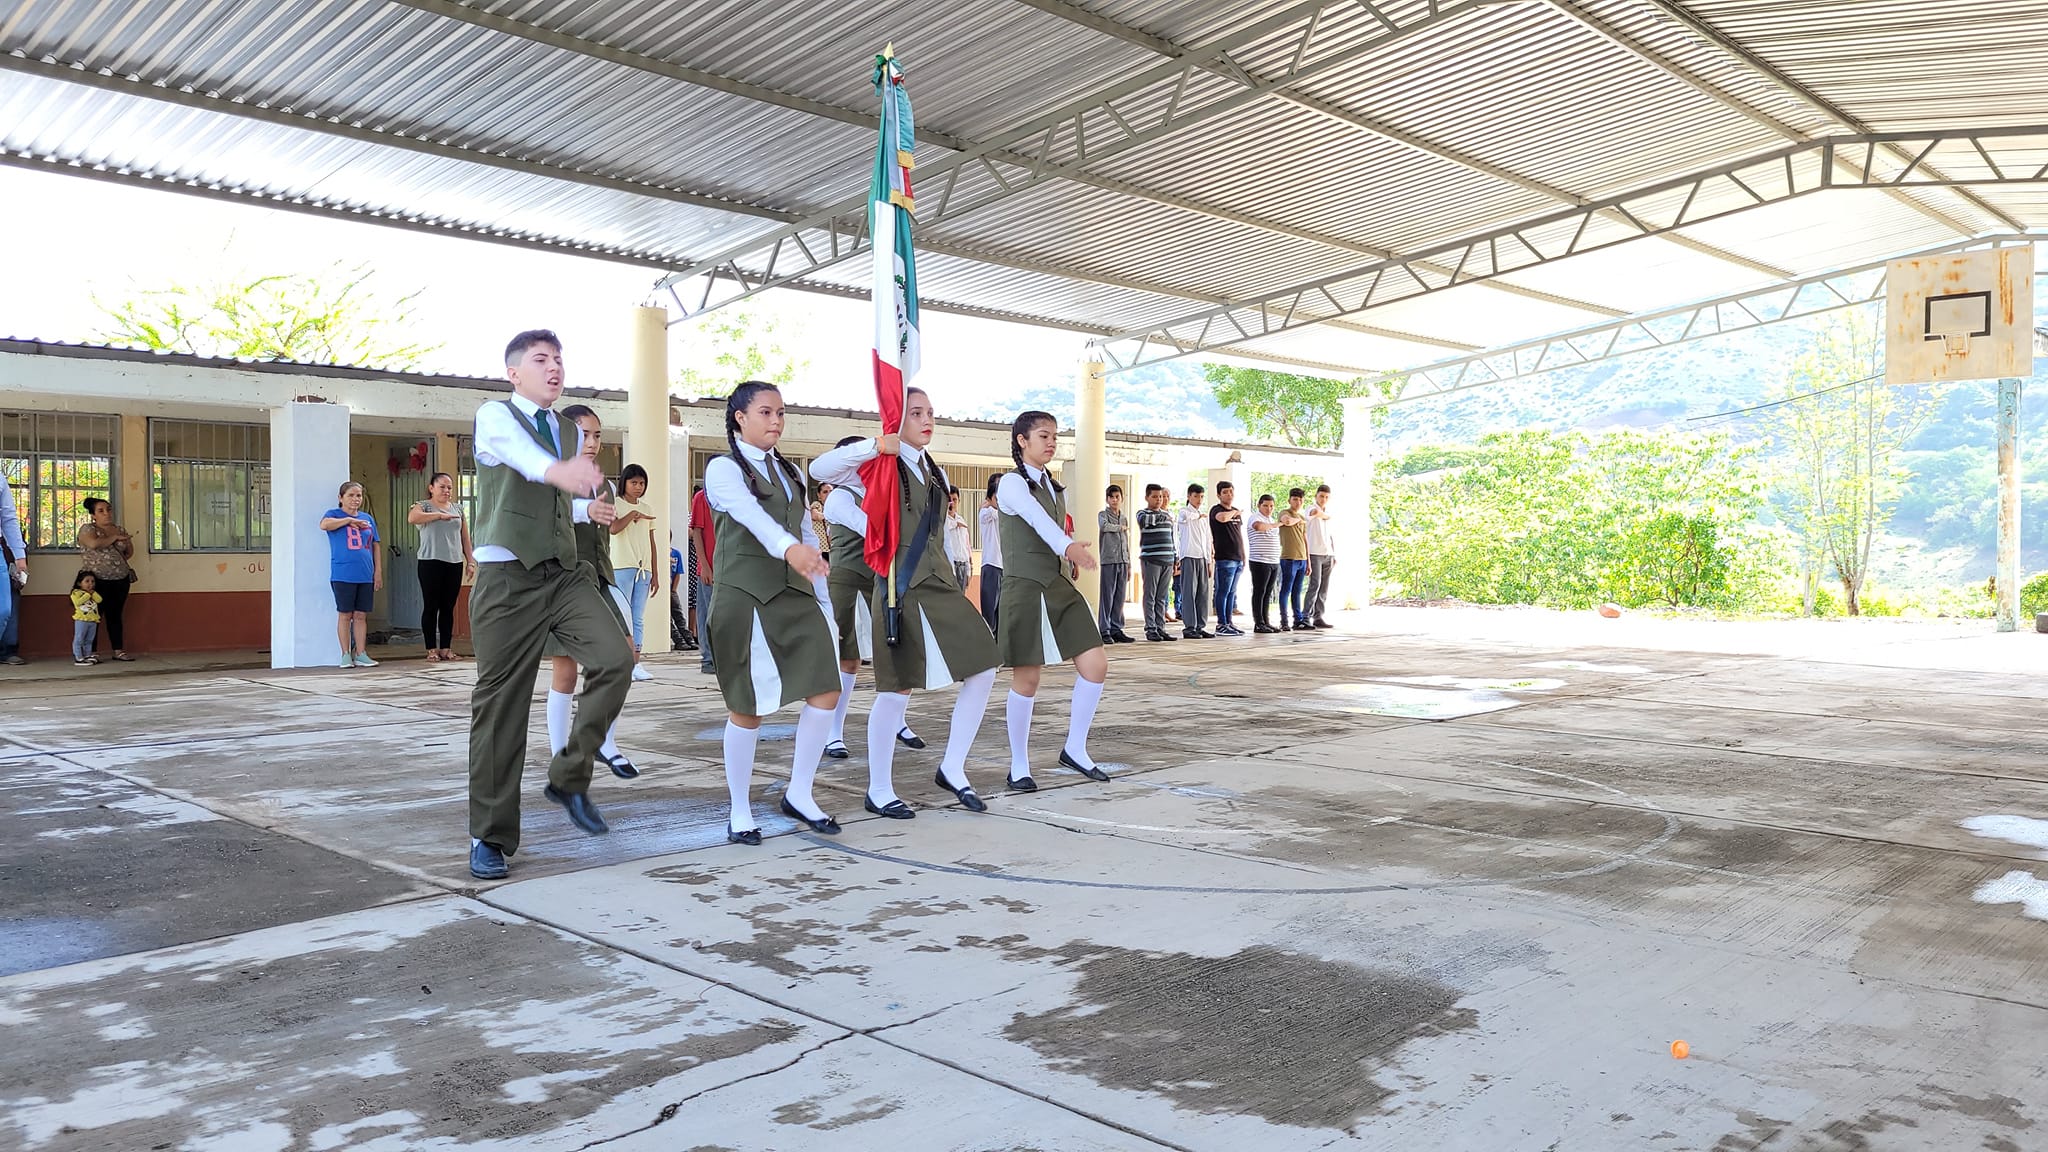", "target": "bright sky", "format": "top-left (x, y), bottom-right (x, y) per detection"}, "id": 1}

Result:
top-left (0, 166), bottom-right (1092, 409)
